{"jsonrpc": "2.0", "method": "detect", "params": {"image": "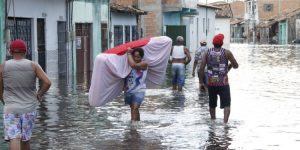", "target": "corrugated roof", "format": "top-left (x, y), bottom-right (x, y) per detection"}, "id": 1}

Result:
top-left (110, 3), bottom-right (147, 15)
